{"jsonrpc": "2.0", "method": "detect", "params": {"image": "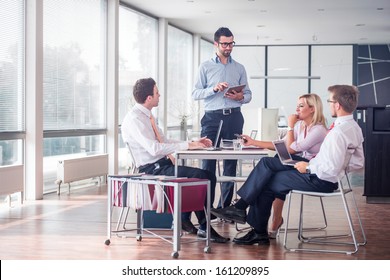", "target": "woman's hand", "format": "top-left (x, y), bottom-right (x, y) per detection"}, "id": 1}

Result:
top-left (241, 134), bottom-right (253, 146)
top-left (287, 114), bottom-right (299, 128)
